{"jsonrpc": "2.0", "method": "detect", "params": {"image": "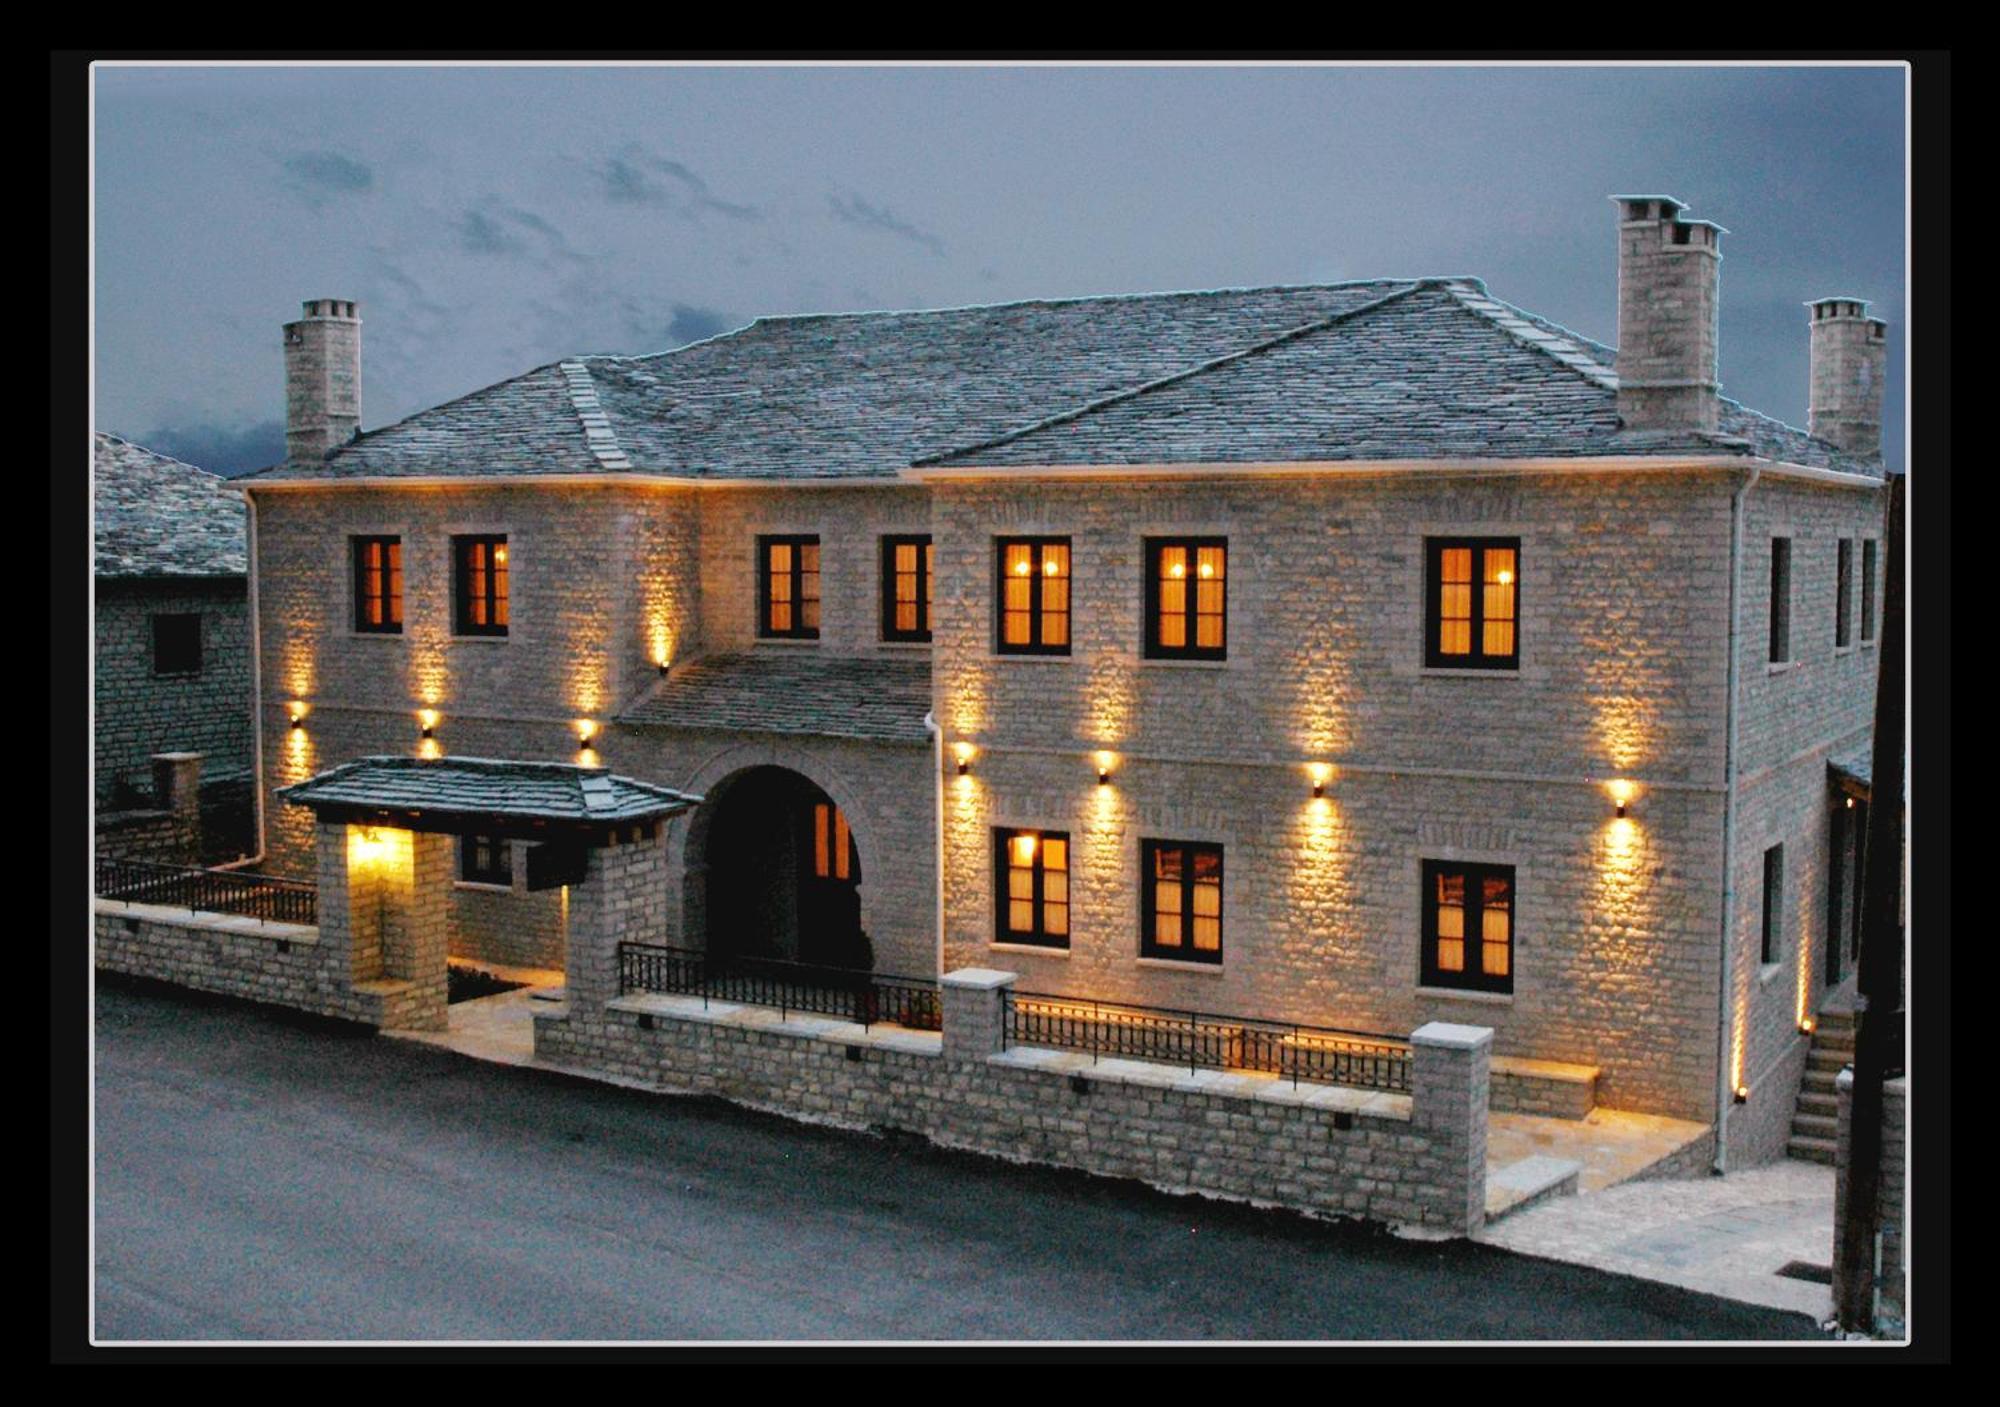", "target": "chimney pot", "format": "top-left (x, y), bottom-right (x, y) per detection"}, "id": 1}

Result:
top-left (284, 297), bottom-right (362, 466)
top-left (1609, 194), bottom-right (1724, 434)
top-left (1807, 297), bottom-right (1887, 458)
